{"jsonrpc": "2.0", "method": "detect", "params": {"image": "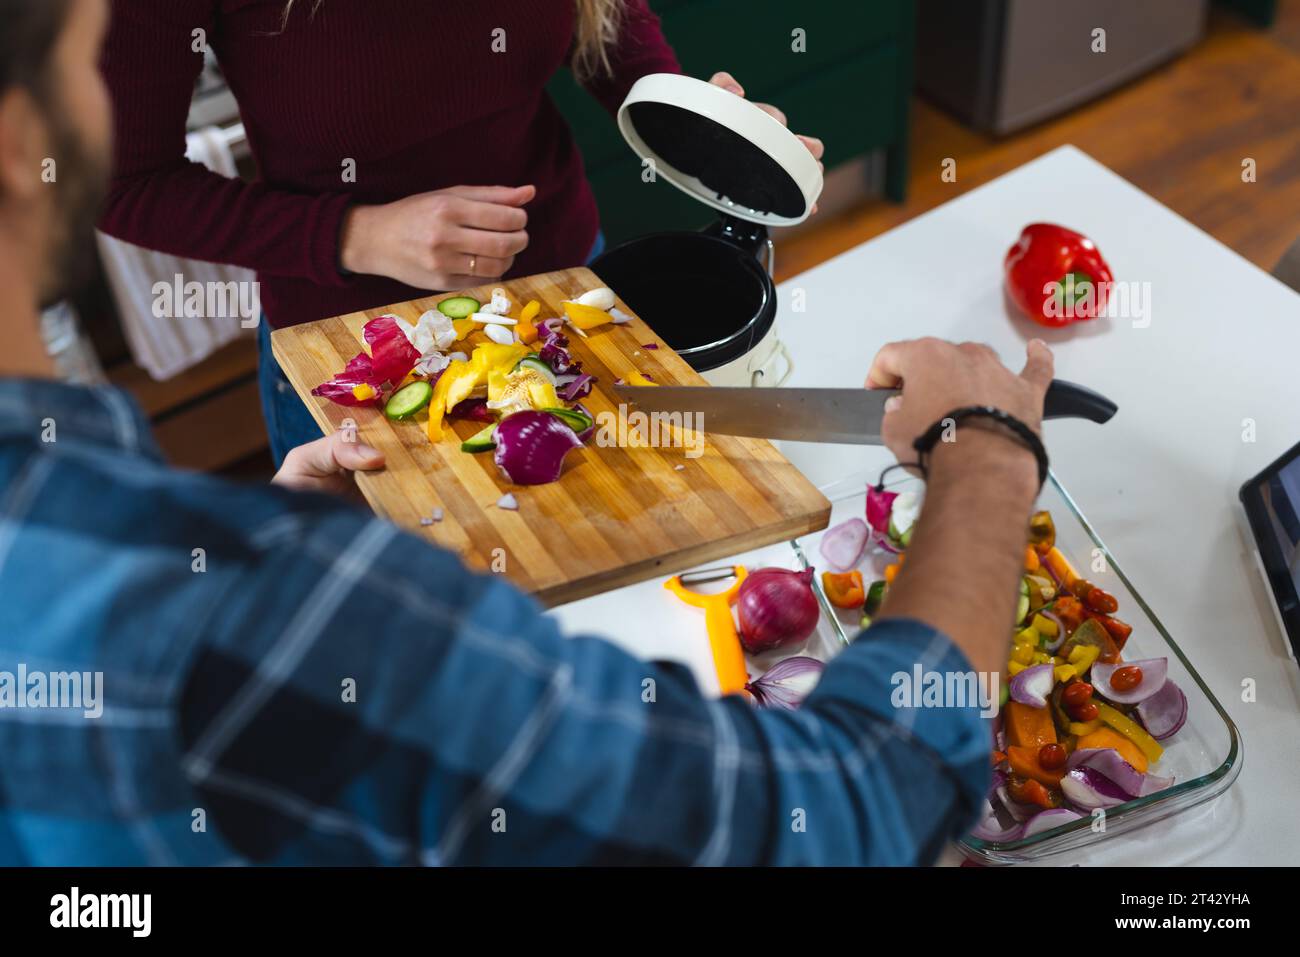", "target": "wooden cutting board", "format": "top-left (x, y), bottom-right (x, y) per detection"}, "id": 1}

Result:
top-left (271, 266), bottom-right (830, 606)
